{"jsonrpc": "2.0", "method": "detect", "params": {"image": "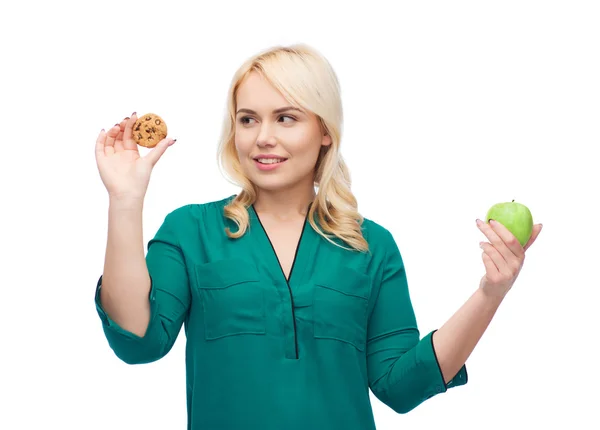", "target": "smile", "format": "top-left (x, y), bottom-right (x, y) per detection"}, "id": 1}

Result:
top-left (256, 158), bottom-right (286, 164)
top-left (254, 158), bottom-right (288, 171)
